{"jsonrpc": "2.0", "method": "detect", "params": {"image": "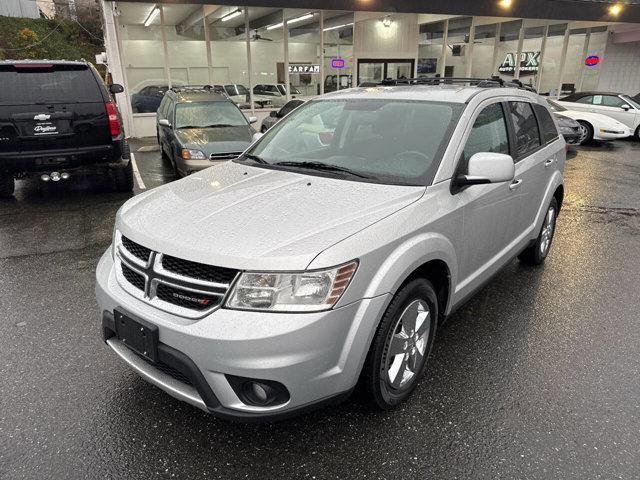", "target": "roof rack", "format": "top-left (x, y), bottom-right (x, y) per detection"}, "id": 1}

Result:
top-left (170, 84), bottom-right (227, 95)
top-left (378, 76), bottom-right (538, 92)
